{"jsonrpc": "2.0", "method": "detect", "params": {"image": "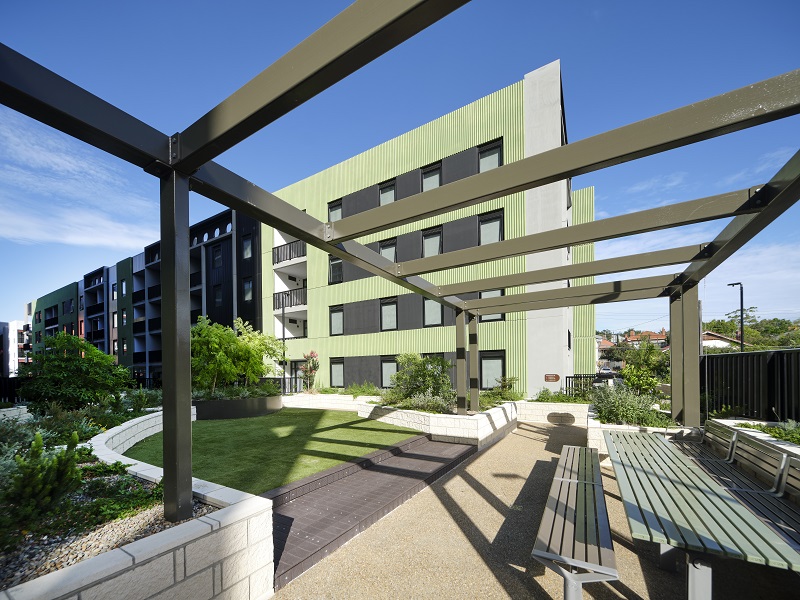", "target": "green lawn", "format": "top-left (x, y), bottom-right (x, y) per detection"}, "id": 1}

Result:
top-left (123, 408), bottom-right (420, 494)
